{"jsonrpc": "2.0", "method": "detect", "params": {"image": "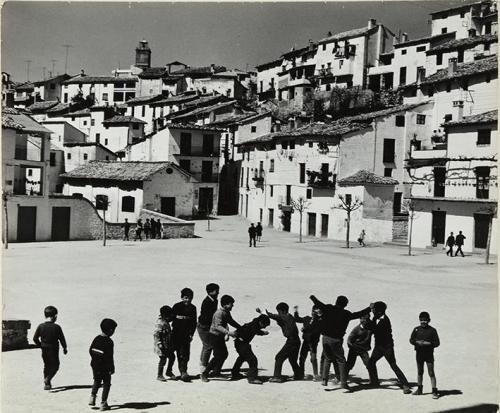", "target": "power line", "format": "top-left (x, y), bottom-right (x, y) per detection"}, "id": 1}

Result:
top-left (62, 44), bottom-right (73, 74)
top-left (25, 60), bottom-right (32, 82)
